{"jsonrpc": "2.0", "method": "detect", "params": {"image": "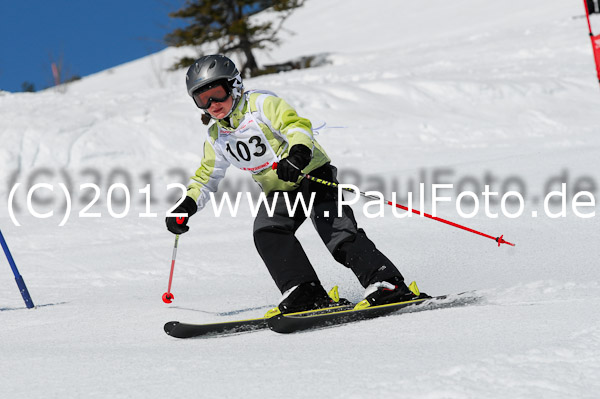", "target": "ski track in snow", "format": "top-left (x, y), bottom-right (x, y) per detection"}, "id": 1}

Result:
top-left (2, 0), bottom-right (600, 397)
